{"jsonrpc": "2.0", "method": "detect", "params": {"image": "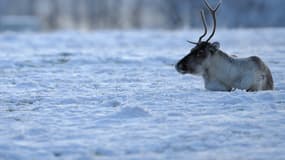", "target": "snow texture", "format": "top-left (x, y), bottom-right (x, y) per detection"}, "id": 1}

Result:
top-left (0, 29), bottom-right (284, 160)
